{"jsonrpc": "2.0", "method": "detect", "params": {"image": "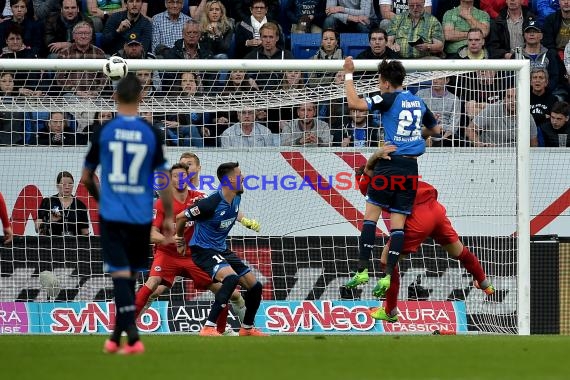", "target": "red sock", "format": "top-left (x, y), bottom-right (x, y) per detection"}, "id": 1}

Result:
top-left (134, 284), bottom-right (153, 318)
top-left (216, 305), bottom-right (229, 334)
top-left (456, 246), bottom-right (486, 283)
top-left (384, 265), bottom-right (400, 314)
